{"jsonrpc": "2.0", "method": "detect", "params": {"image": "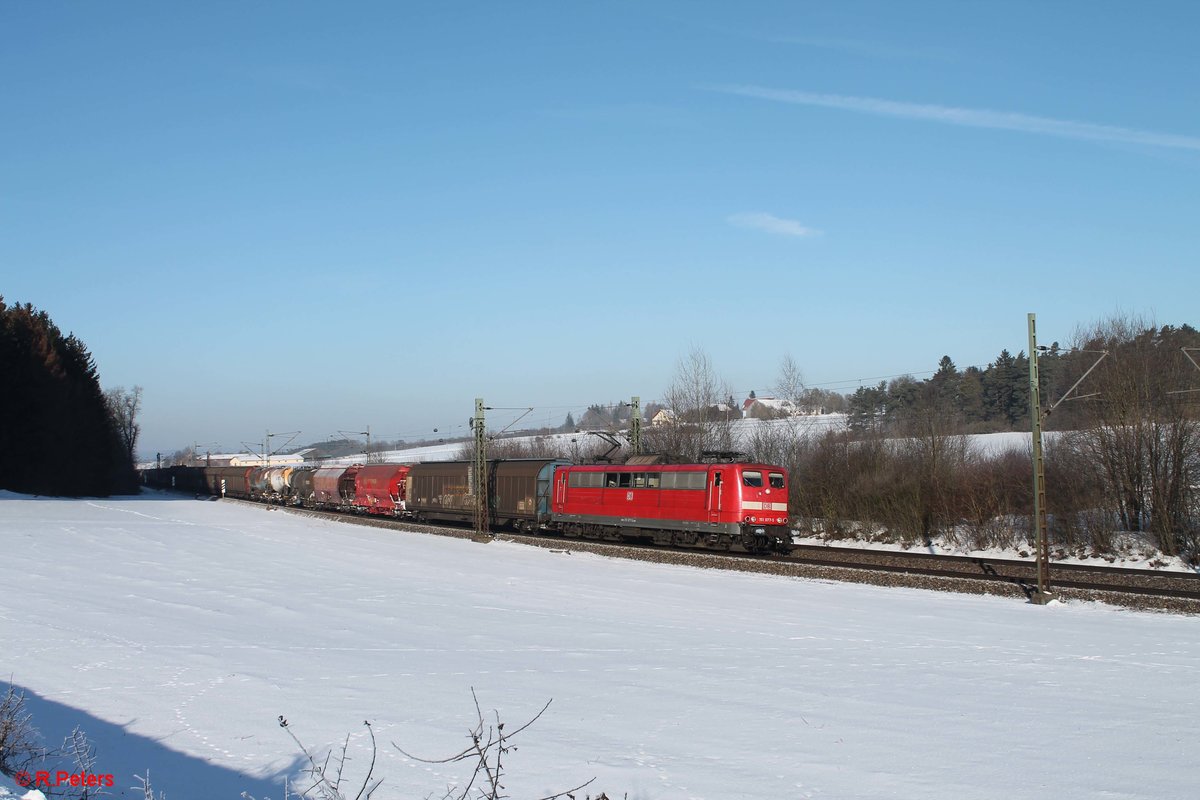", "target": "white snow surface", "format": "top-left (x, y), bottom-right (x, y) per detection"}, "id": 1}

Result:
top-left (2, 491), bottom-right (1198, 799)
